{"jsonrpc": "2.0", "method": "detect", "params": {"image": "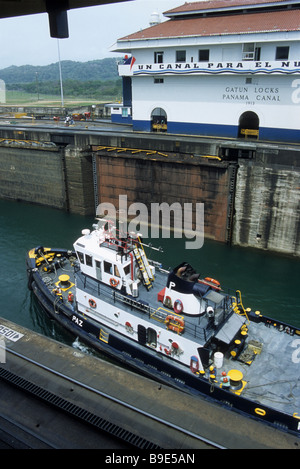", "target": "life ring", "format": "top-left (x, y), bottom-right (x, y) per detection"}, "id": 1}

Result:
top-left (165, 315), bottom-right (185, 334)
top-left (174, 299), bottom-right (183, 314)
top-left (164, 295), bottom-right (172, 309)
top-left (190, 355), bottom-right (199, 373)
top-left (125, 321), bottom-right (133, 333)
top-left (89, 298), bottom-right (97, 308)
top-left (204, 277), bottom-right (220, 287)
top-left (110, 277), bottom-right (119, 288)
